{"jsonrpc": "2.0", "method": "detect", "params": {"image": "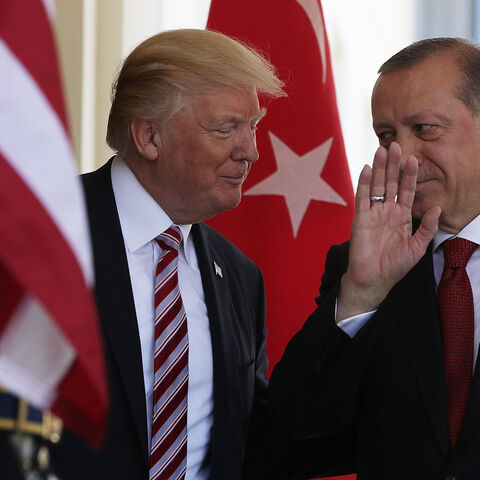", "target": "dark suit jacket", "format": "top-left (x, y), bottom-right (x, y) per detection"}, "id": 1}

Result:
top-left (265, 241), bottom-right (480, 480)
top-left (50, 159), bottom-right (268, 480)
